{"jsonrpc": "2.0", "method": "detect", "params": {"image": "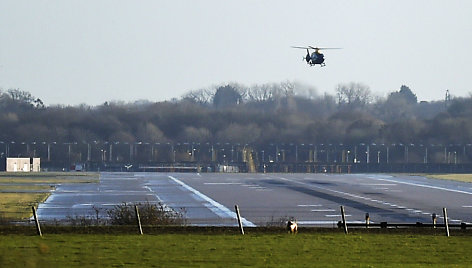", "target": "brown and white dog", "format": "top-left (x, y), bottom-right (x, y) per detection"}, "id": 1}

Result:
top-left (287, 220), bottom-right (298, 234)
